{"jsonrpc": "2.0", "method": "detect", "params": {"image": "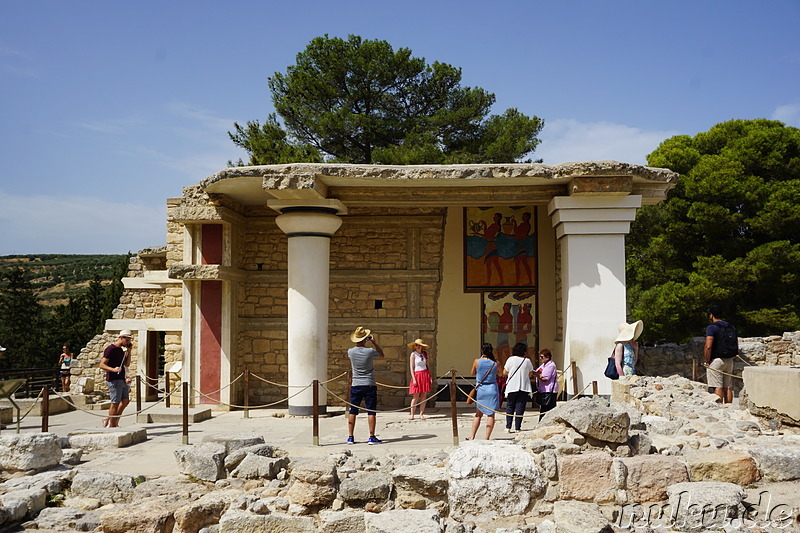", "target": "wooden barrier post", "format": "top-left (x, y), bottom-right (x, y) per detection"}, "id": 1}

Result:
top-left (450, 370), bottom-right (459, 445)
top-left (243, 370), bottom-right (250, 419)
top-left (41, 385), bottom-right (49, 433)
top-left (570, 361), bottom-right (578, 399)
top-left (592, 381), bottom-right (598, 397)
top-left (165, 372), bottom-right (171, 408)
top-left (182, 382), bottom-right (189, 445)
top-left (692, 359), bottom-right (697, 382)
top-left (136, 375), bottom-right (142, 414)
top-left (312, 379), bottom-right (320, 446)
